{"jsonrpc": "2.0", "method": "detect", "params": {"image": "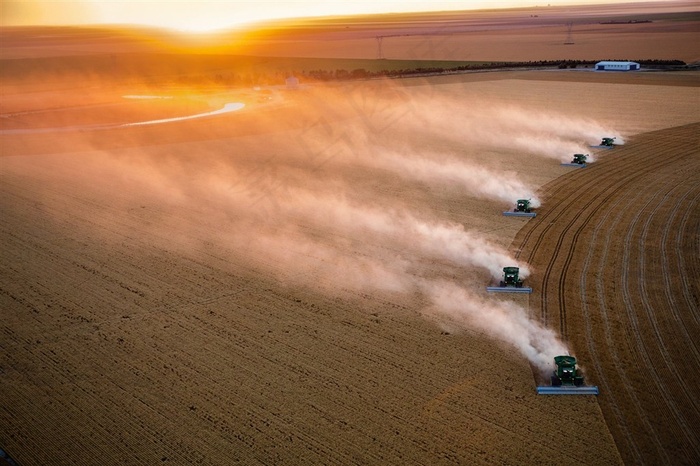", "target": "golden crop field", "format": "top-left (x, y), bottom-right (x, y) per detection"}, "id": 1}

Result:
top-left (1, 2), bottom-right (699, 465)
